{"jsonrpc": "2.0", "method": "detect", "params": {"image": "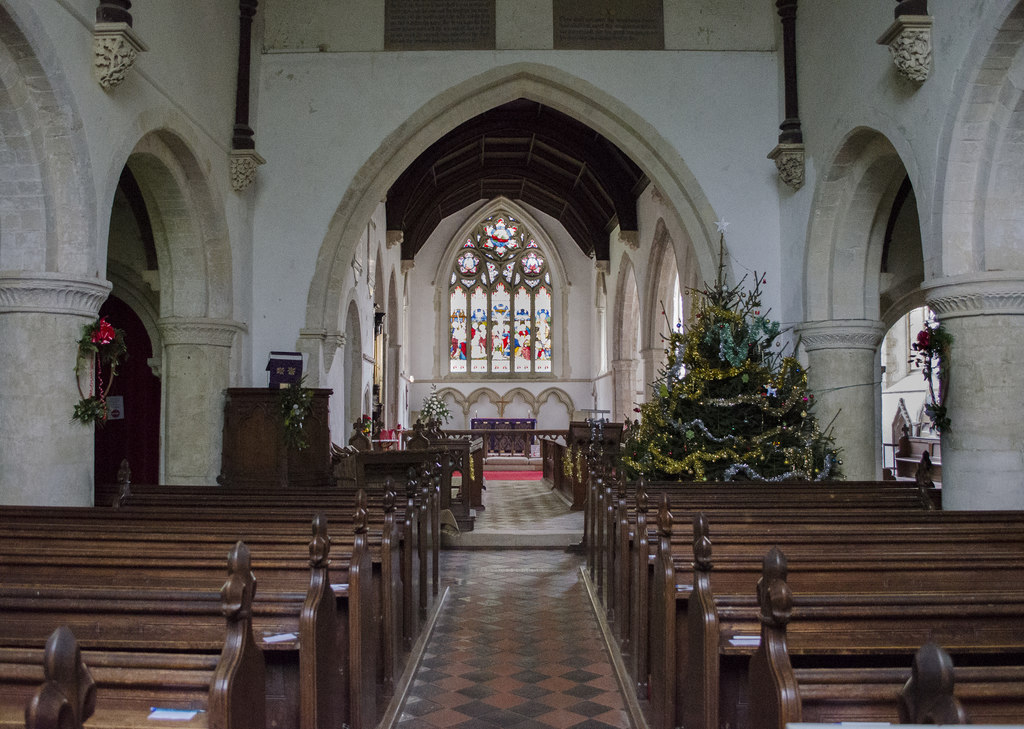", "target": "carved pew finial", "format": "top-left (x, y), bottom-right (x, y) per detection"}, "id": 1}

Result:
top-left (383, 477), bottom-right (396, 513)
top-left (354, 489), bottom-right (369, 535)
top-left (757, 547), bottom-right (792, 628)
top-left (898, 642), bottom-right (968, 724)
top-left (693, 512), bottom-right (712, 572)
top-left (211, 541), bottom-right (266, 729)
top-left (657, 493), bottom-right (673, 538)
top-left (309, 513), bottom-right (330, 568)
top-left (636, 478), bottom-right (648, 514)
top-left (221, 541), bottom-right (256, 621)
top-left (748, 547), bottom-right (800, 729)
top-left (112, 458), bottom-right (132, 508)
top-left (25, 626), bottom-right (96, 729)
